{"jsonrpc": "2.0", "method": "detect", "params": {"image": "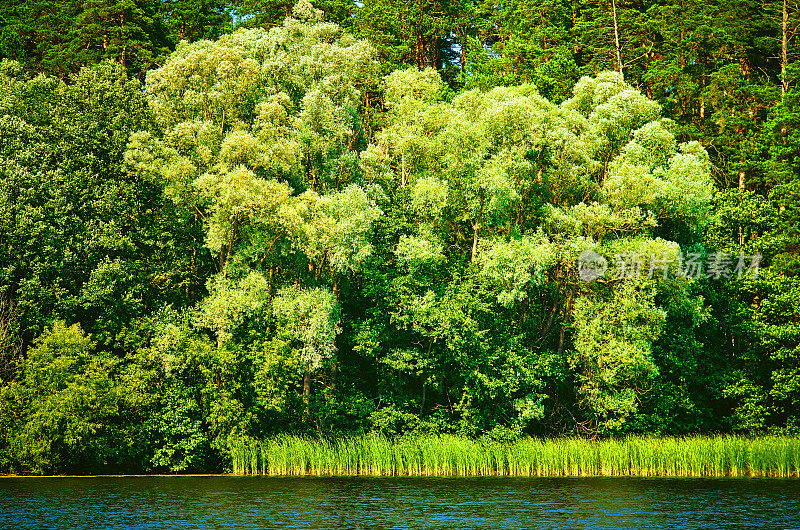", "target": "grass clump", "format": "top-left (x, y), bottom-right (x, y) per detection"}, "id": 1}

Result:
top-left (229, 434), bottom-right (800, 477)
